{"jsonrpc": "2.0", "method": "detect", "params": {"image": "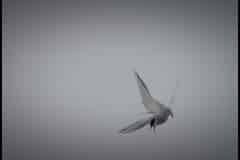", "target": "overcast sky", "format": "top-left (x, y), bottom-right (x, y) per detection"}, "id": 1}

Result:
top-left (3, 0), bottom-right (238, 160)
